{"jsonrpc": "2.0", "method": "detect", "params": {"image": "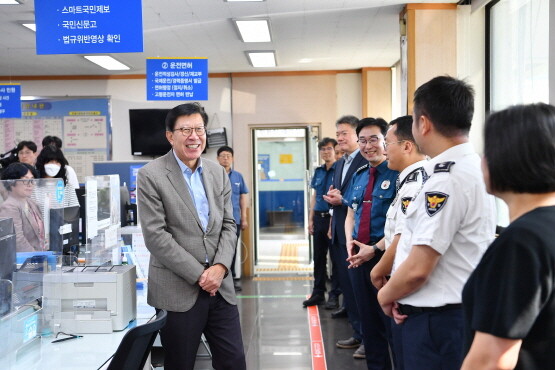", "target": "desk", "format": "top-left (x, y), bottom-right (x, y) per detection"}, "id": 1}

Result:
top-left (11, 285), bottom-right (155, 370)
